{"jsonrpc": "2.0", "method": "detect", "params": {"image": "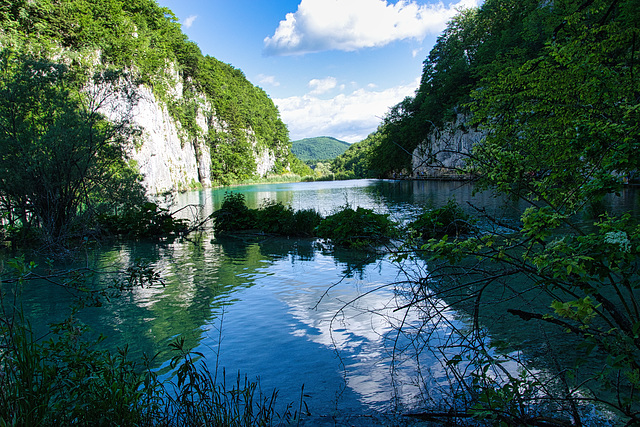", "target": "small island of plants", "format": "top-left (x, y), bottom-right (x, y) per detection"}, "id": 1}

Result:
top-left (211, 191), bottom-right (470, 249)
